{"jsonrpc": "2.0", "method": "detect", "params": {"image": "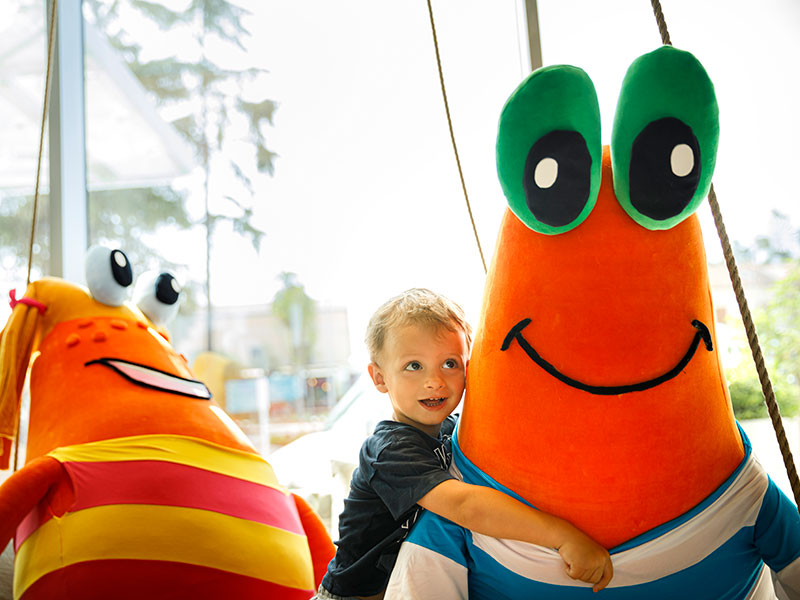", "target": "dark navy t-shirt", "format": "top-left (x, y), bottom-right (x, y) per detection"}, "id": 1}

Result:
top-left (321, 416), bottom-right (457, 596)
